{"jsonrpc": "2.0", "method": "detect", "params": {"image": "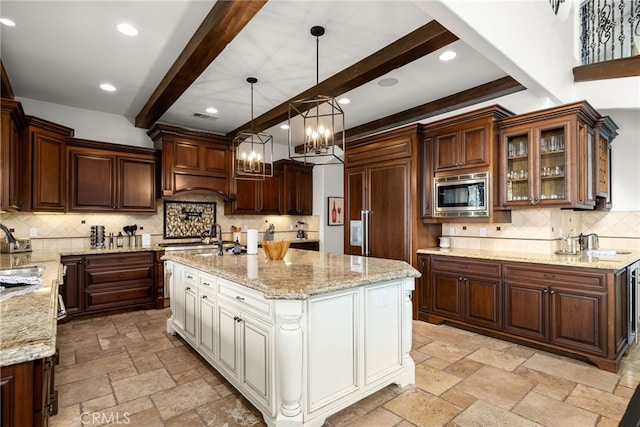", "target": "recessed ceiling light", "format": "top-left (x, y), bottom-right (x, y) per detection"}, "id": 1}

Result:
top-left (100, 83), bottom-right (116, 92)
top-left (205, 107), bottom-right (218, 114)
top-left (117, 23), bottom-right (138, 36)
top-left (439, 50), bottom-right (457, 61)
top-left (280, 124), bottom-right (290, 130)
top-left (378, 77), bottom-right (398, 87)
top-left (0, 18), bottom-right (16, 27)
top-left (338, 97), bottom-right (350, 105)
